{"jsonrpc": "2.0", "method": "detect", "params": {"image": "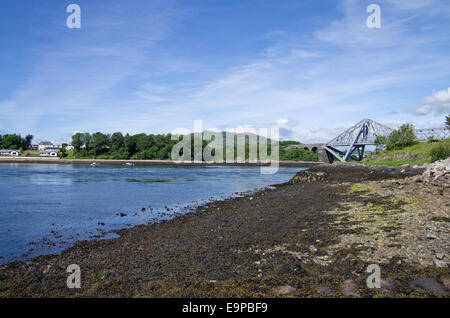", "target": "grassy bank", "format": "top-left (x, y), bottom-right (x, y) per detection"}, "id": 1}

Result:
top-left (361, 139), bottom-right (449, 166)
